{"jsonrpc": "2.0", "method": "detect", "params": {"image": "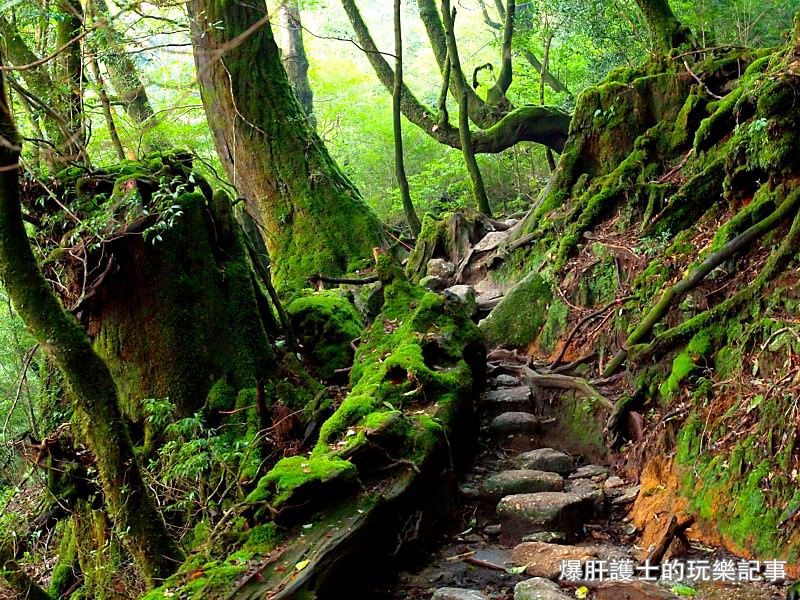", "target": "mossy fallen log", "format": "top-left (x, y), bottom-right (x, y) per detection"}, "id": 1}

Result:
top-left (144, 267), bottom-right (484, 599)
